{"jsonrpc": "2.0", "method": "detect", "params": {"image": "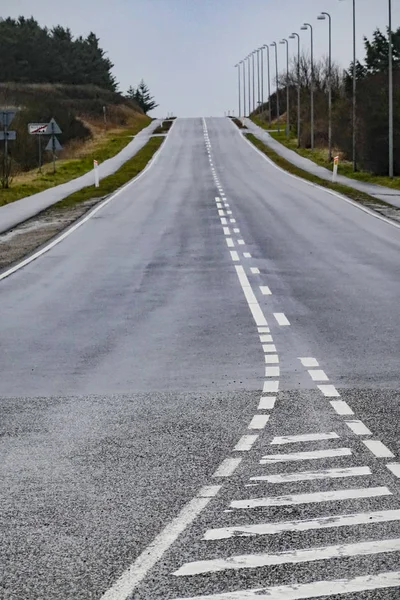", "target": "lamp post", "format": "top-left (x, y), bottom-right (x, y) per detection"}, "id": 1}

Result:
top-left (260, 47), bottom-right (264, 115)
top-left (289, 33), bottom-right (301, 147)
top-left (252, 51), bottom-right (256, 113)
top-left (301, 22), bottom-right (314, 150)
top-left (280, 38), bottom-right (290, 137)
top-left (339, 0), bottom-right (357, 170)
top-left (270, 42), bottom-right (280, 132)
top-left (318, 12), bottom-right (332, 161)
top-left (241, 60), bottom-right (246, 118)
top-left (388, 0), bottom-right (393, 177)
top-left (256, 48), bottom-right (261, 113)
top-left (246, 55), bottom-right (251, 117)
top-left (235, 63), bottom-right (241, 118)
top-left (263, 44), bottom-right (272, 126)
